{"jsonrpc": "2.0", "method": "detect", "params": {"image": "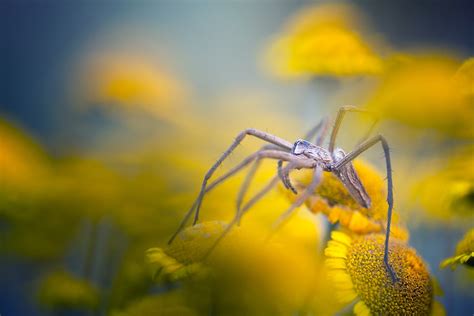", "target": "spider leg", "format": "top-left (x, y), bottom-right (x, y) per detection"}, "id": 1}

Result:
top-left (168, 134), bottom-right (292, 245)
top-left (191, 129), bottom-right (292, 225)
top-left (168, 149), bottom-right (266, 244)
top-left (331, 134), bottom-right (398, 283)
top-left (329, 106), bottom-right (379, 154)
top-left (202, 159), bottom-right (308, 259)
top-left (268, 166), bottom-right (322, 238)
top-left (235, 144), bottom-right (285, 214)
top-left (278, 160), bottom-right (297, 194)
top-left (236, 157), bottom-right (312, 225)
top-left (304, 117), bottom-right (331, 146)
